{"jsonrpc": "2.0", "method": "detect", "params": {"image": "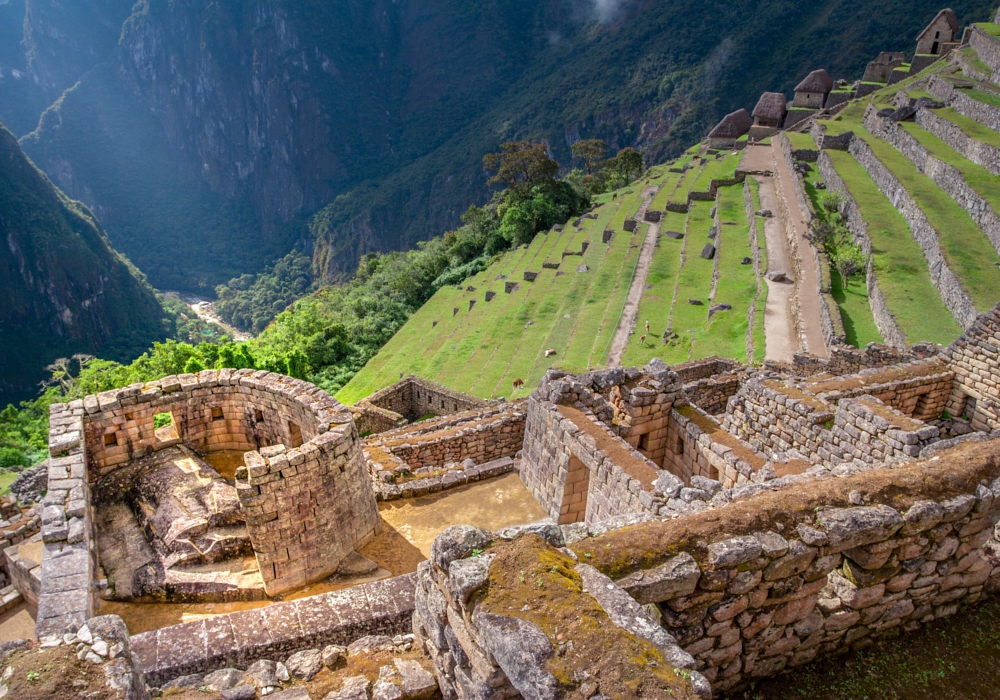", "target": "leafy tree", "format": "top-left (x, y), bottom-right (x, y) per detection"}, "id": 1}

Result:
top-left (483, 141), bottom-right (559, 189)
top-left (603, 147), bottom-right (645, 188)
top-left (183, 357), bottom-right (205, 373)
top-left (571, 139), bottom-right (607, 175)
